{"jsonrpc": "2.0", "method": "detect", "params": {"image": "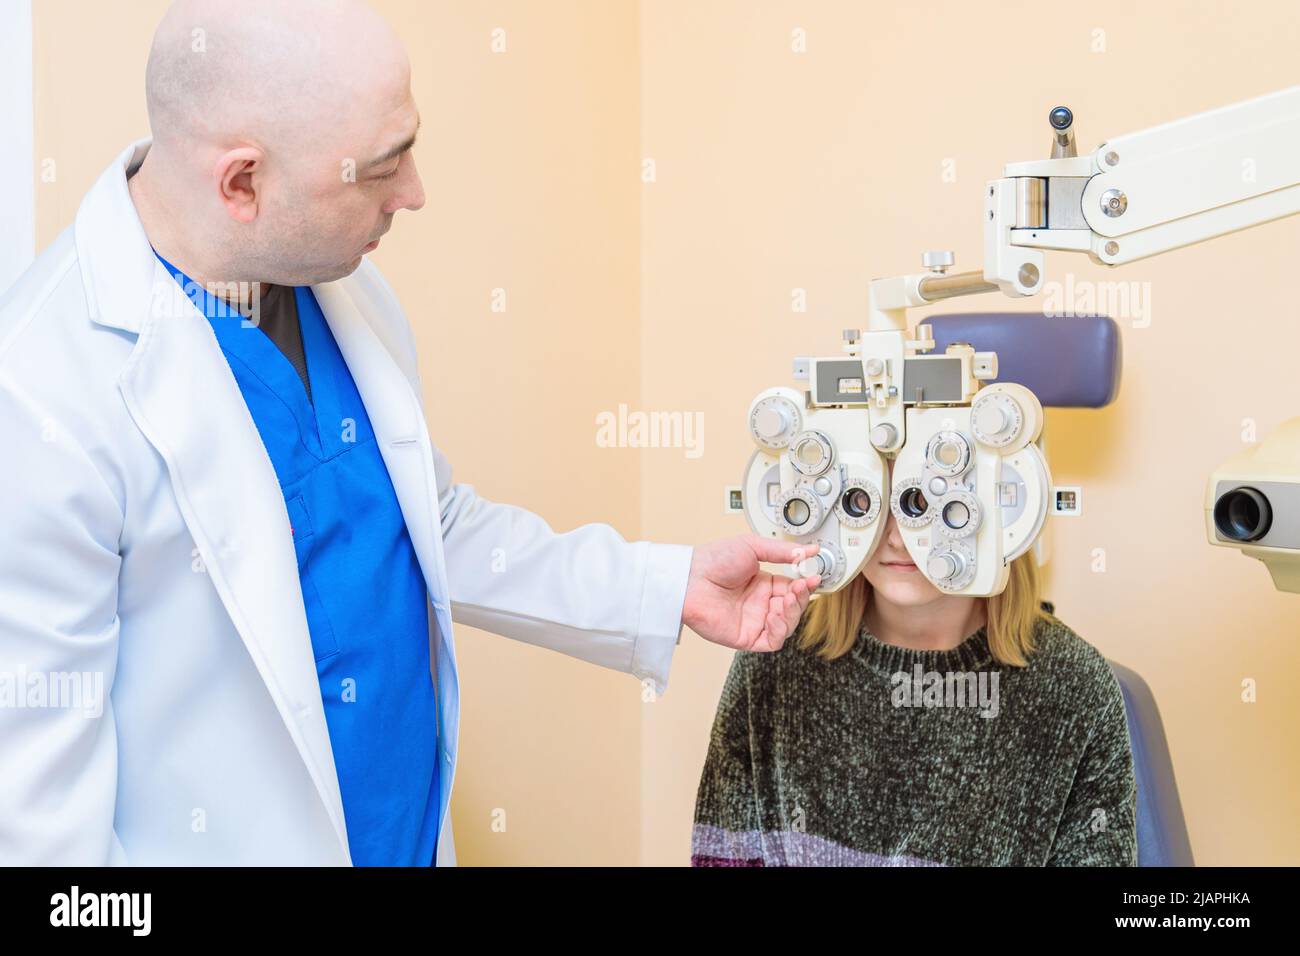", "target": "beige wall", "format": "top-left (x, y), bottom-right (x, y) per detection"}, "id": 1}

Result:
top-left (30, 0), bottom-right (1300, 867)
